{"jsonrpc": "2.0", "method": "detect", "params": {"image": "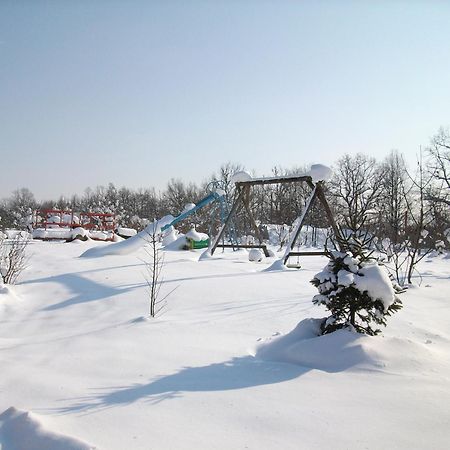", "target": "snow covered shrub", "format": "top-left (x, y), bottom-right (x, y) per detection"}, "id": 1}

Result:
top-left (311, 236), bottom-right (402, 336)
